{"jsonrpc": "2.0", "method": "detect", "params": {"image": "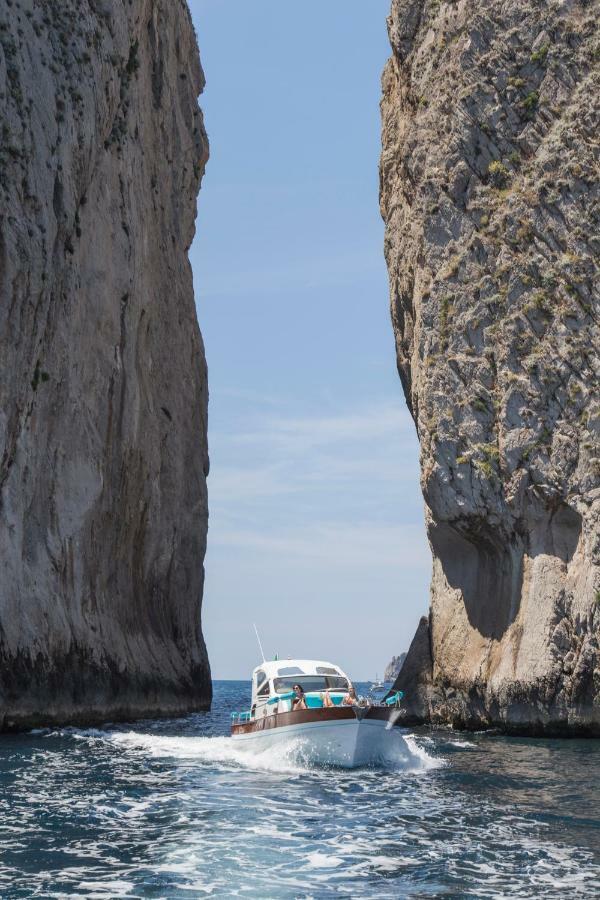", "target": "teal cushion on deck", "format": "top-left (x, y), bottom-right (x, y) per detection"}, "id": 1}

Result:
top-left (267, 691), bottom-right (296, 705)
top-left (385, 691), bottom-right (404, 706)
top-left (305, 693), bottom-right (323, 708)
top-left (304, 692), bottom-right (346, 708)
